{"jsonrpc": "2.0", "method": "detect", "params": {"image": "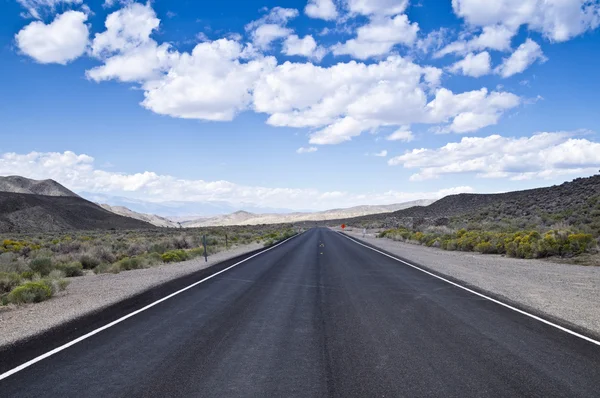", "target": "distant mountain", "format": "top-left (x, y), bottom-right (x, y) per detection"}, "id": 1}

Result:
top-left (0, 176), bottom-right (79, 197)
top-left (337, 175), bottom-right (600, 235)
top-left (99, 204), bottom-right (180, 228)
top-left (0, 176), bottom-right (154, 232)
top-left (182, 200), bottom-right (436, 227)
top-left (79, 192), bottom-right (299, 217)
